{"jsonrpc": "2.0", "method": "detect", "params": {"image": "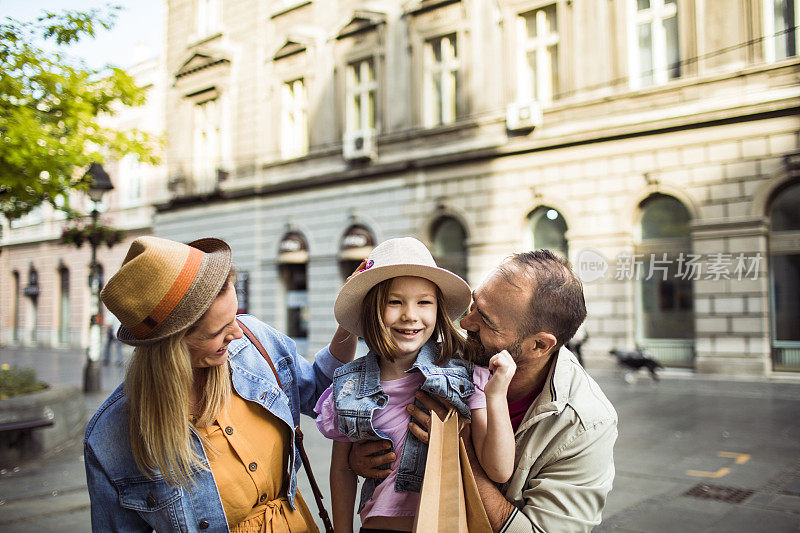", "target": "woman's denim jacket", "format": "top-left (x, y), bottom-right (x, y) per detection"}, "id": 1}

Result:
top-left (84, 315), bottom-right (342, 533)
top-left (332, 340), bottom-right (475, 511)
